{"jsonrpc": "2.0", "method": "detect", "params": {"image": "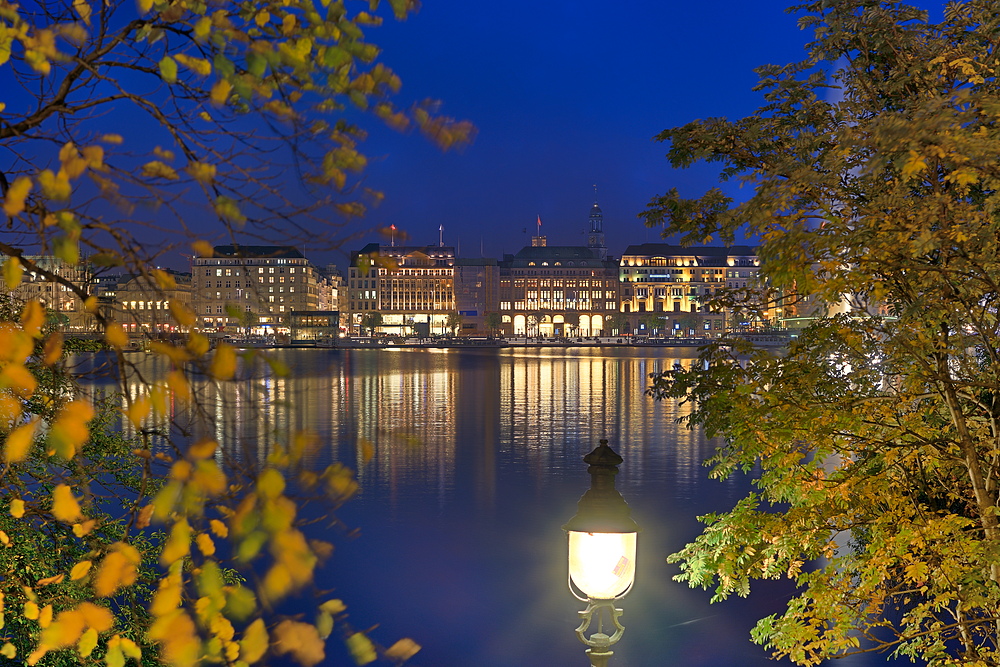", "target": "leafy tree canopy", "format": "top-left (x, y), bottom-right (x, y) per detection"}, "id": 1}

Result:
top-left (0, 0), bottom-right (470, 665)
top-left (645, 1), bottom-right (1000, 664)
